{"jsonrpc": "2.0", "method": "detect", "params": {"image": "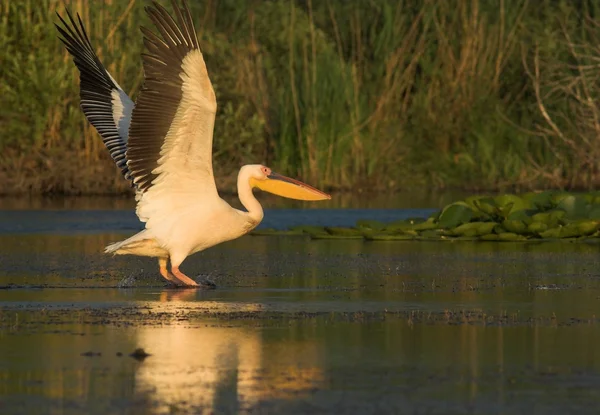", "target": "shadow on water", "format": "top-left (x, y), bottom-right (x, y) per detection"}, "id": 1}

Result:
top-left (0, 200), bottom-right (600, 413)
